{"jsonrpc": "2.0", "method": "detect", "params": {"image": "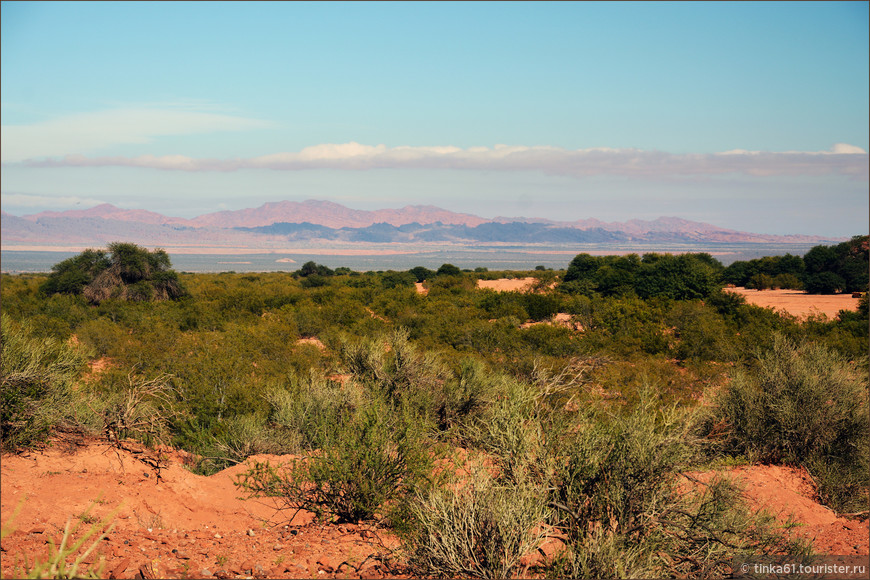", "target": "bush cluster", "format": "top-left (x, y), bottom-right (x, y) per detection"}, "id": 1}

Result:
top-left (723, 235), bottom-right (869, 294)
top-left (40, 242), bottom-right (187, 303)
